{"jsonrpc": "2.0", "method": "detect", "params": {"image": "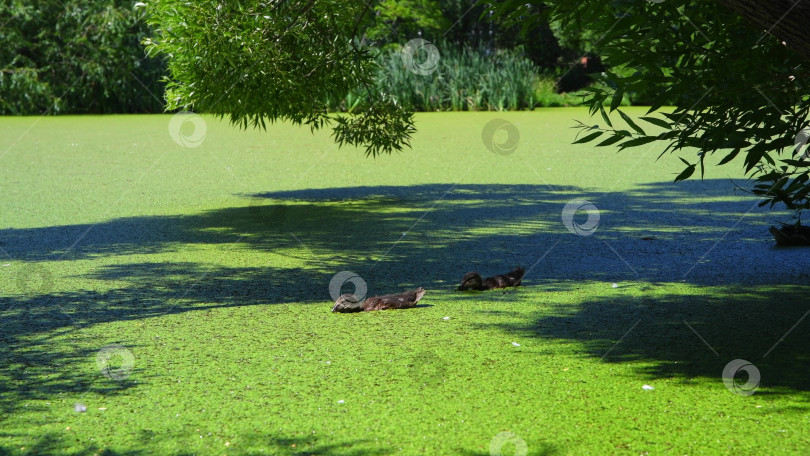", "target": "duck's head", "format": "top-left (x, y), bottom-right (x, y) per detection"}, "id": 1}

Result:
top-left (332, 294), bottom-right (364, 313)
top-left (458, 272), bottom-right (483, 291)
